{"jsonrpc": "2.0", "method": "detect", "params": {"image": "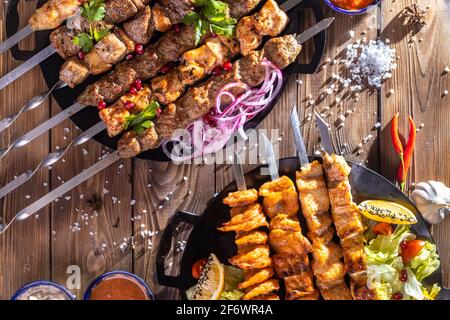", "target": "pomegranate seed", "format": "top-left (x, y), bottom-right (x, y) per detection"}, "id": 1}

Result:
top-left (156, 108), bottom-right (162, 117)
top-left (211, 33), bottom-right (218, 38)
top-left (135, 44), bottom-right (144, 55)
top-left (223, 61), bottom-right (232, 71)
top-left (173, 24), bottom-right (181, 33)
top-left (126, 54), bottom-right (134, 61)
top-left (399, 269), bottom-right (408, 282)
top-left (392, 292), bottom-right (403, 300)
top-left (160, 64), bottom-right (171, 74)
top-left (134, 79), bottom-right (142, 90)
top-left (97, 101), bottom-right (106, 110)
top-left (212, 67), bottom-right (222, 76)
top-left (78, 51), bottom-right (85, 60)
top-left (129, 87), bottom-right (138, 95)
top-left (124, 101), bottom-right (135, 110)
